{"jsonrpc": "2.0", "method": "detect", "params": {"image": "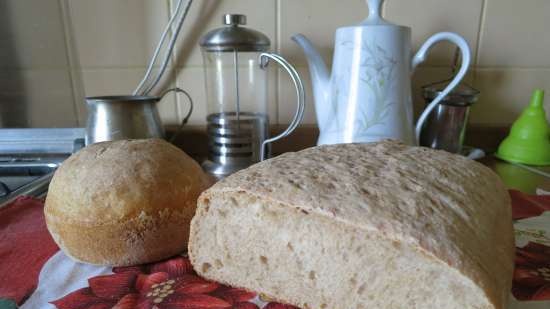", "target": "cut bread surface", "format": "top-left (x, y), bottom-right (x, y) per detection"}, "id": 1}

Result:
top-left (191, 192), bottom-right (491, 309)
